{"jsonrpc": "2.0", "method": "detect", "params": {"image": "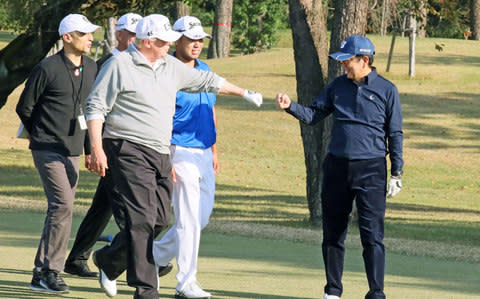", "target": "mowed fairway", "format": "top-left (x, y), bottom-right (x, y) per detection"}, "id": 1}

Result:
top-left (0, 30), bottom-right (479, 298)
top-left (0, 211), bottom-right (479, 299)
